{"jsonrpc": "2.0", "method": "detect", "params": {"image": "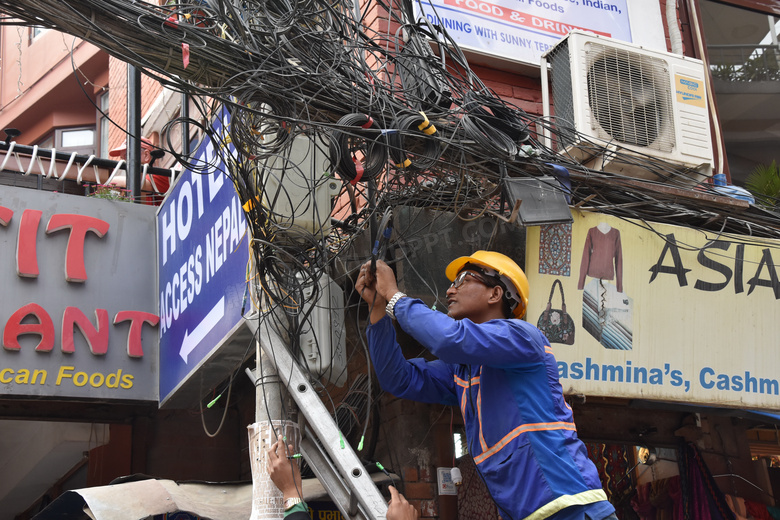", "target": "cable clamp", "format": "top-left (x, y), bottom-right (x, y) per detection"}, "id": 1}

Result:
top-left (350, 158), bottom-right (364, 185)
